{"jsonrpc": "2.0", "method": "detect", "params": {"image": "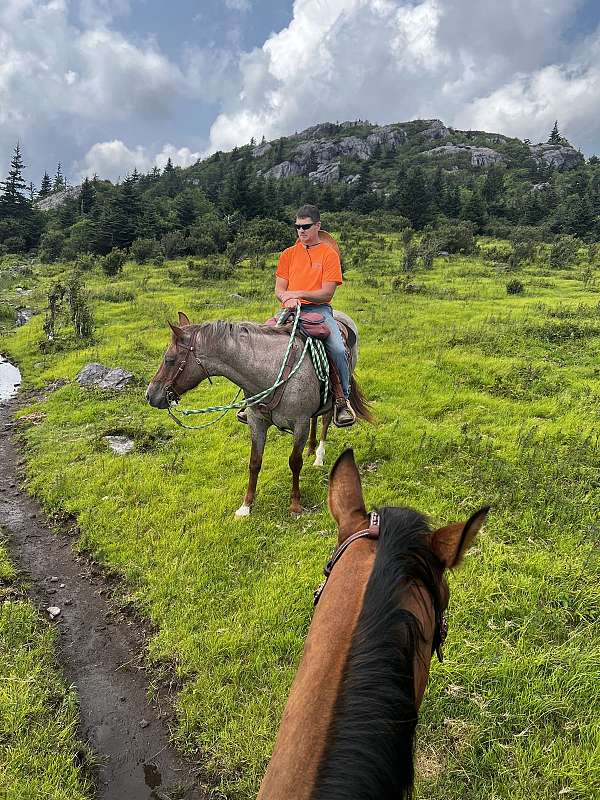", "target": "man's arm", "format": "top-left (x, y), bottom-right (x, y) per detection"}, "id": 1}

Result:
top-left (275, 276), bottom-right (289, 303)
top-left (280, 282), bottom-right (338, 306)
